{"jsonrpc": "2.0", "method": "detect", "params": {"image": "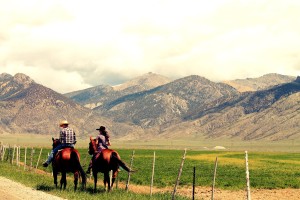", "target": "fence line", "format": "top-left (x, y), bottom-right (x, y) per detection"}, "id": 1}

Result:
top-left (0, 142), bottom-right (255, 200)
